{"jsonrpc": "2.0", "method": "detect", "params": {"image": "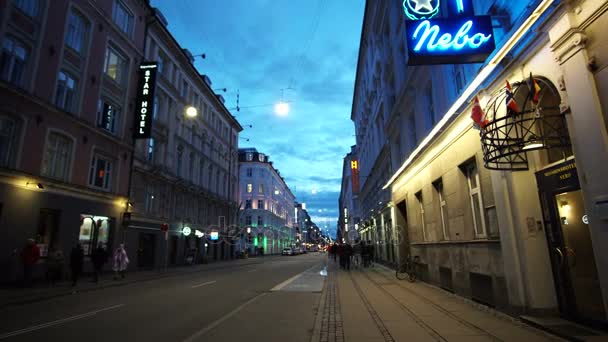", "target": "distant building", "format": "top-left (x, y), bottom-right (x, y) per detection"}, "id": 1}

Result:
top-left (238, 148), bottom-right (295, 255)
top-left (338, 145), bottom-right (360, 244)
